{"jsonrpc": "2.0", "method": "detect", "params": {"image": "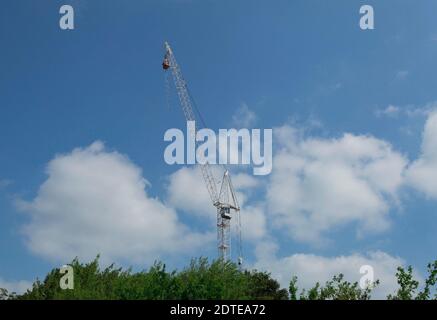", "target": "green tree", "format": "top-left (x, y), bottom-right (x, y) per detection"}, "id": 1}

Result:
top-left (245, 270), bottom-right (289, 300)
top-left (0, 288), bottom-right (10, 300)
top-left (289, 276), bottom-right (298, 300)
top-left (416, 260), bottom-right (437, 300)
top-left (387, 266), bottom-right (419, 300)
top-left (4, 257), bottom-right (436, 300)
top-left (289, 274), bottom-right (379, 300)
top-left (11, 256), bottom-right (287, 300)
top-left (388, 260), bottom-right (437, 300)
